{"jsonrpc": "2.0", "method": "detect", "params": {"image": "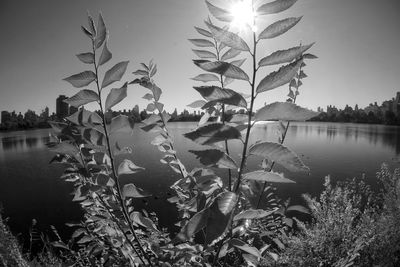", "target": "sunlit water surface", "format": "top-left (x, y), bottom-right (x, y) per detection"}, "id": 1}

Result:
top-left (1, 122), bottom-right (399, 240)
